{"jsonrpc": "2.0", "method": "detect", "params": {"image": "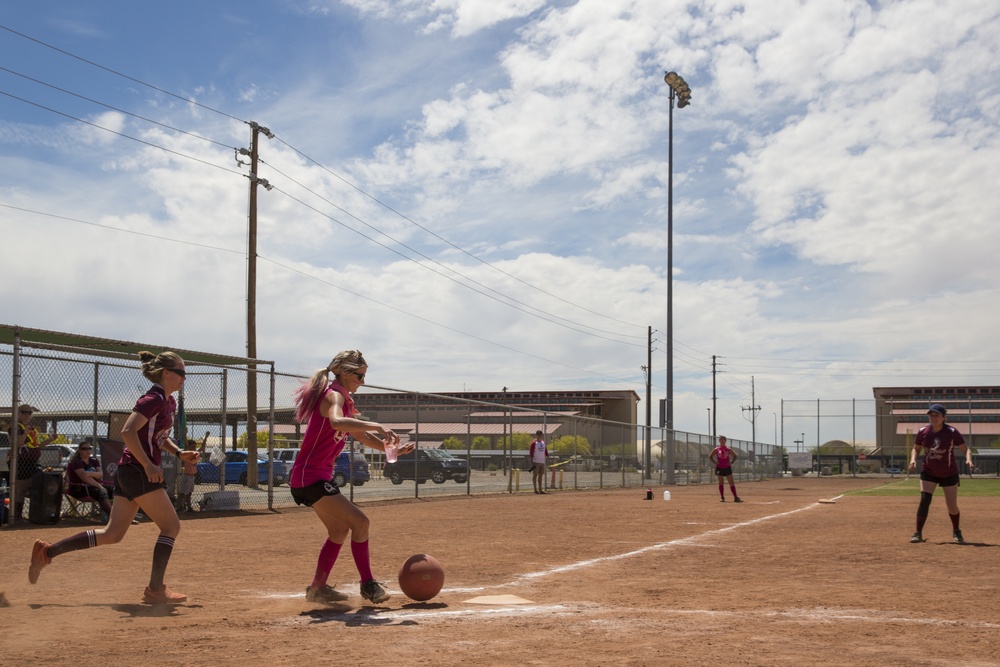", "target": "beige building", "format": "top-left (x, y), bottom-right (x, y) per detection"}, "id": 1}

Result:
top-left (872, 385), bottom-right (1000, 455)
